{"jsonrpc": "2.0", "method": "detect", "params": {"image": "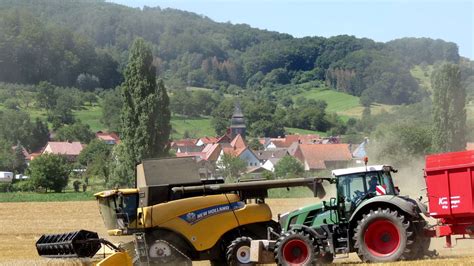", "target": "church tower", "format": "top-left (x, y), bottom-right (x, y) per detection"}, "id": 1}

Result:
top-left (230, 101), bottom-right (246, 139)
